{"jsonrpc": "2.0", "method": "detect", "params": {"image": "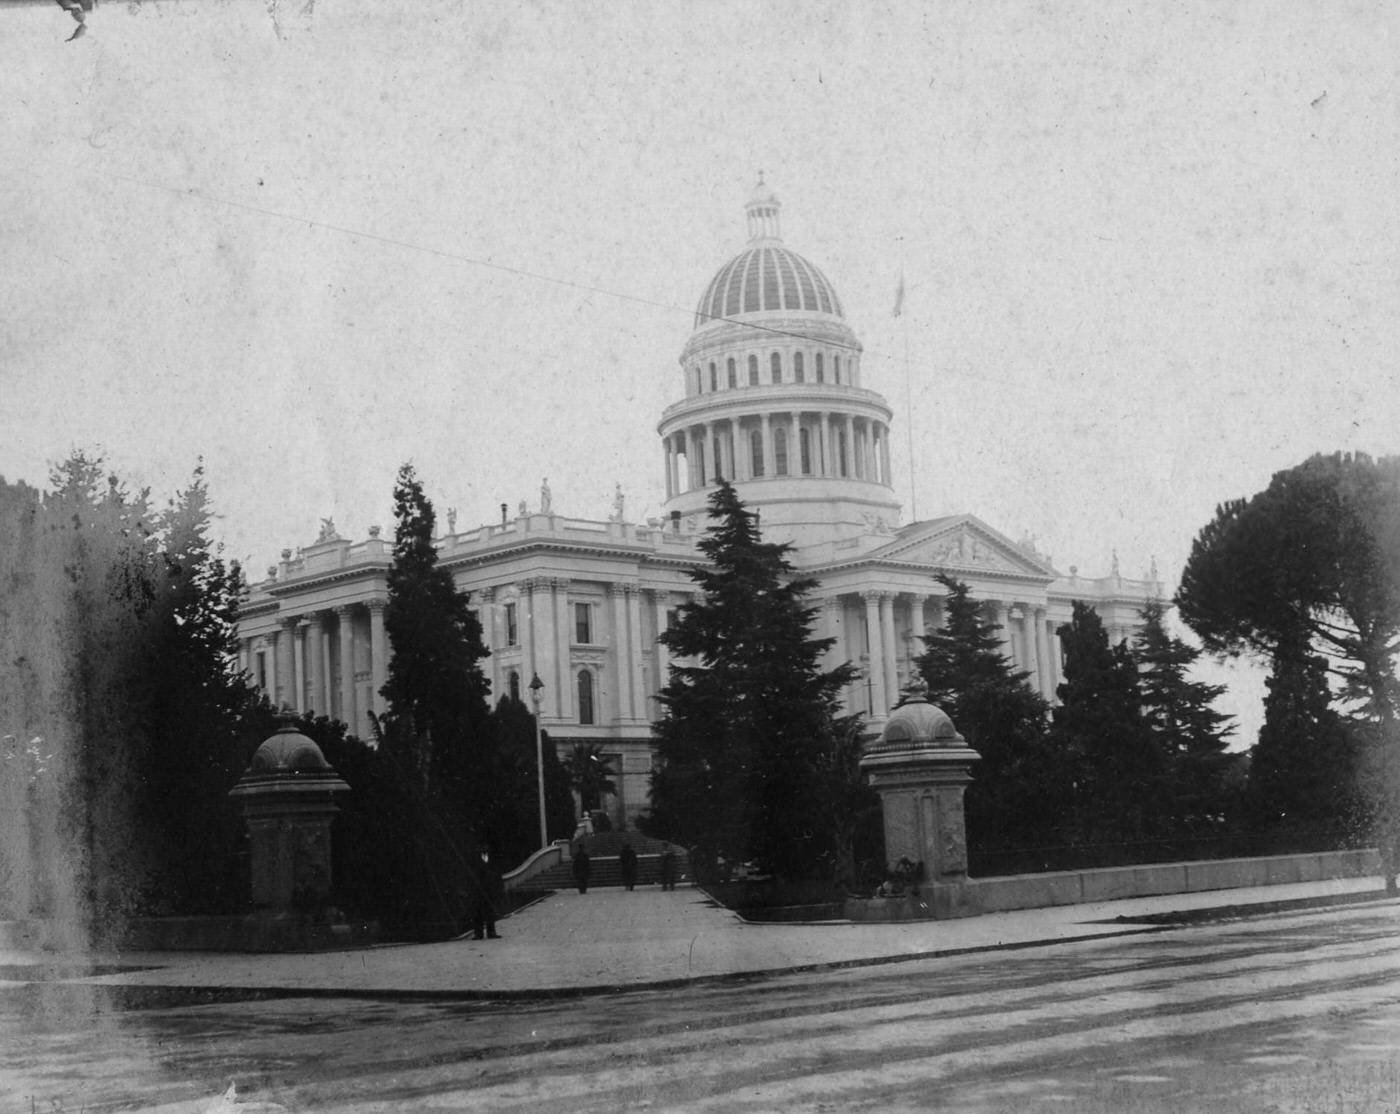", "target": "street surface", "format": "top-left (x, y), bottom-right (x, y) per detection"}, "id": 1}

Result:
top-left (4, 899), bottom-right (1399, 1112)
